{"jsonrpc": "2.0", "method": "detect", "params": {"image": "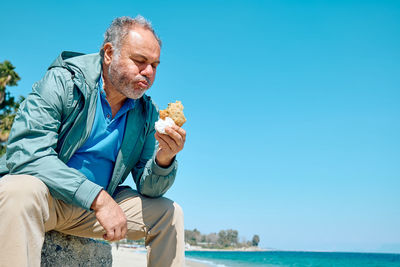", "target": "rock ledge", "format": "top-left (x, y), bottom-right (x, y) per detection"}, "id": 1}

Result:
top-left (41, 231), bottom-right (112, 267)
